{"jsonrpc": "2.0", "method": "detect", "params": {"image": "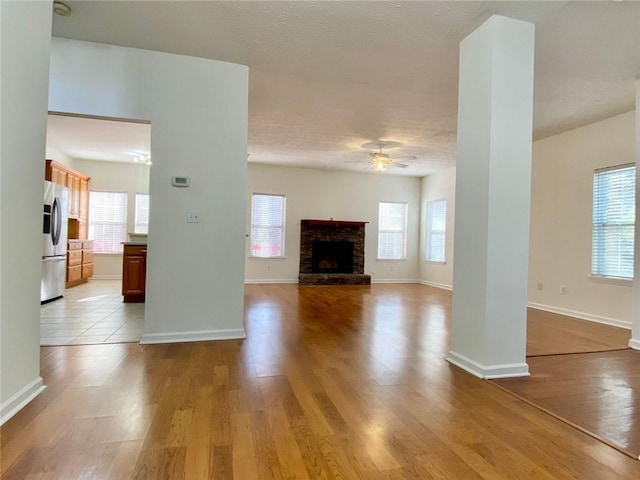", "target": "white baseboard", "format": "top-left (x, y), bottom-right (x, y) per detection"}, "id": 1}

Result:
top-left (446, 351), bottom-right (529, 379)
top-left (527, 302), bottom-right (631, 330)
top-left (629, 339), bottom-right (640, 350)
top-left (244, 279), bottom-right (298, 284)
top-left (245, 278), bottom-right (422, 285)
top-left (90, 275), bottom-right (122, 280)
top-left (371, 279), bottom-right (418, 284)
top-left (1, 377), bottom-right (46, 426)
top-left (417, 280), bottom-right (453, 291)
top-left (140, 328), bottom-right (246, 345)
